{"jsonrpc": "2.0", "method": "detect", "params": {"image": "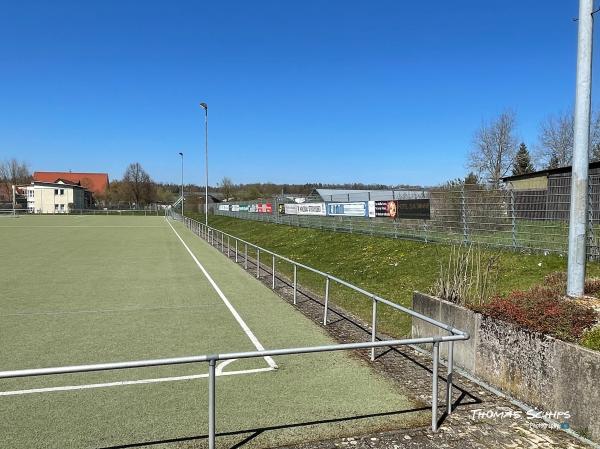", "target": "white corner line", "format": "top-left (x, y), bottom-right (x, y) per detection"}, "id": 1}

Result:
top-left (0, 365), bottom-right (275, 397)
top-left (165, 218), bottom-right (277, 369)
